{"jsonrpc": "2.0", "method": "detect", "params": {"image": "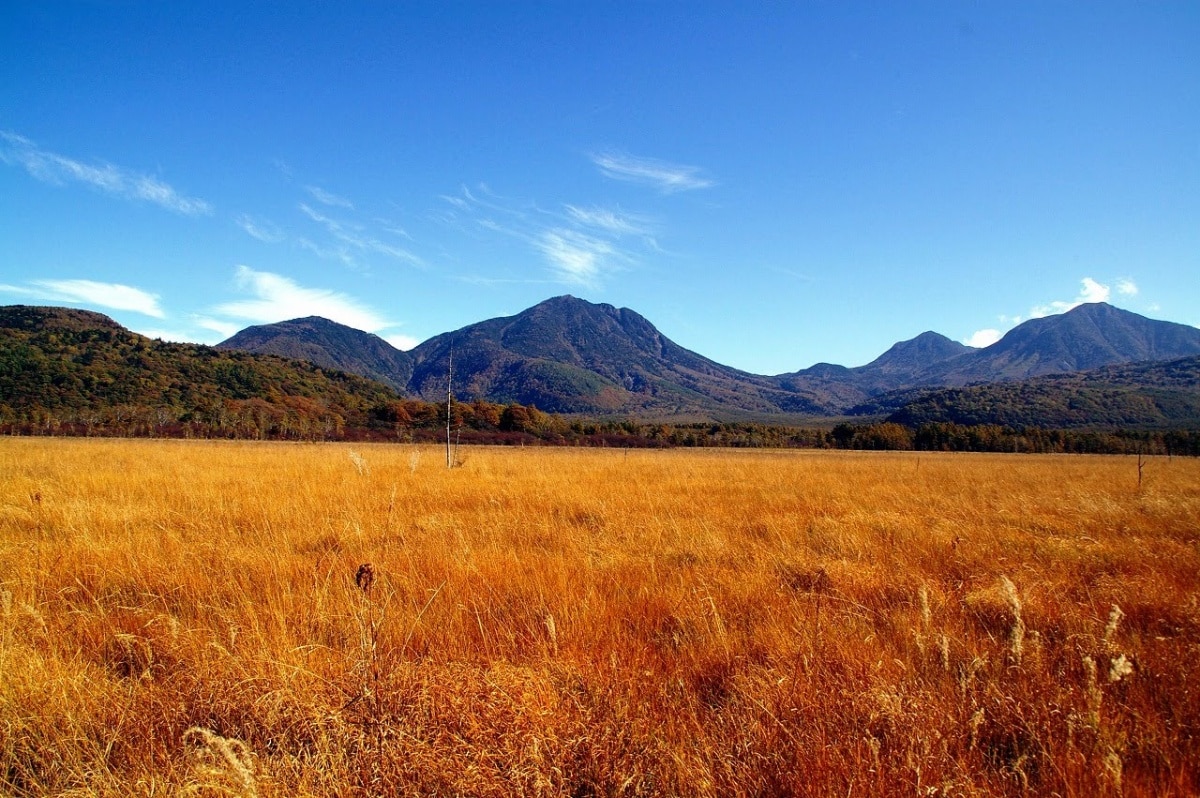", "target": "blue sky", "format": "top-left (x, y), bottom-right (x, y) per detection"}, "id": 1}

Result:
top-left (2, 2), bottom-right (1197, 373)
